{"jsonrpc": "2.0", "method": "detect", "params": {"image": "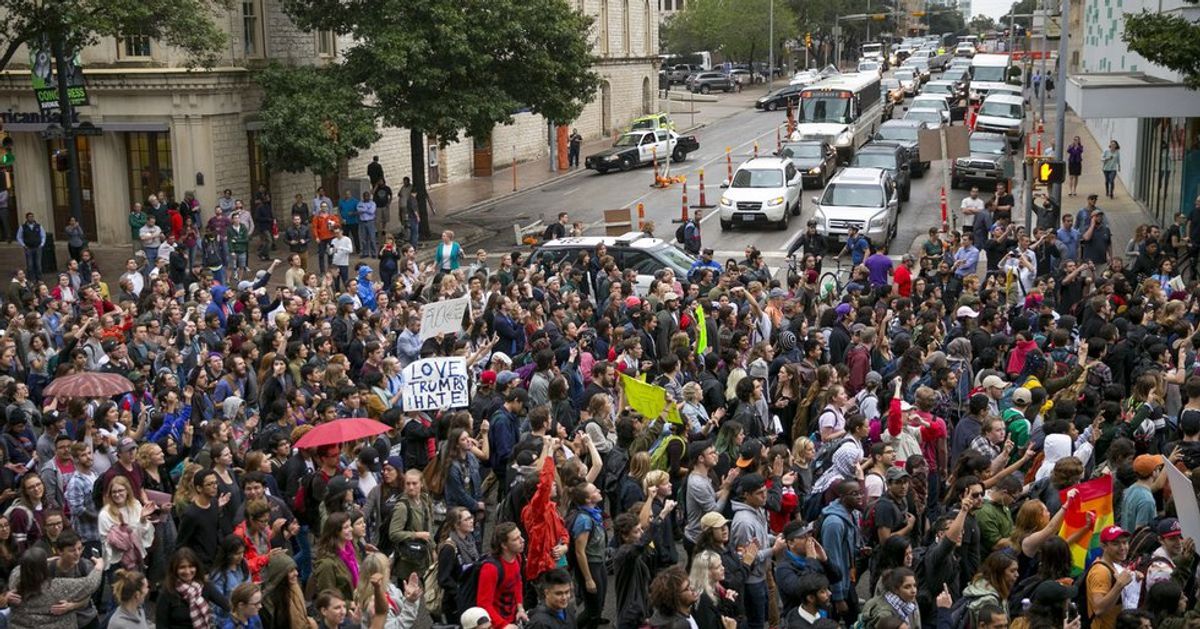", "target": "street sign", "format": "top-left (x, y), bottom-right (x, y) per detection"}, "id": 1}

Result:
top-left (1036, 159), bottom-right (1066, 184)
top-left (831, 25), bottom-right (842, 37)
top-left (918, 126), bottom-right (970, 161)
